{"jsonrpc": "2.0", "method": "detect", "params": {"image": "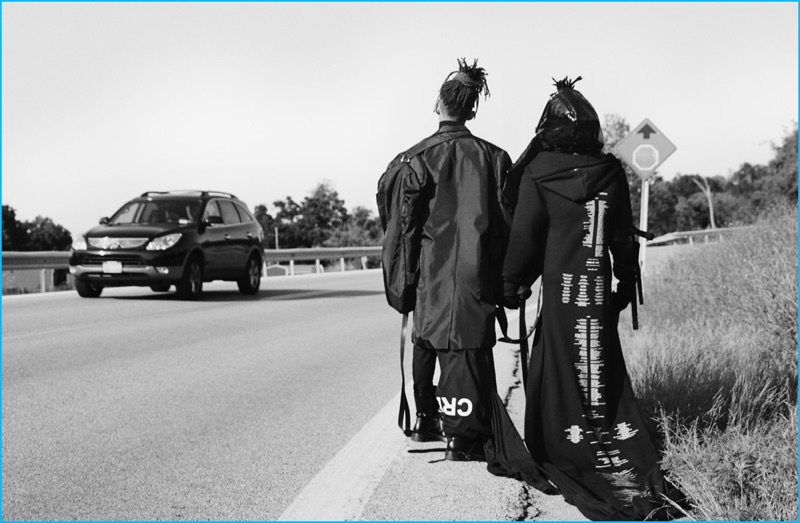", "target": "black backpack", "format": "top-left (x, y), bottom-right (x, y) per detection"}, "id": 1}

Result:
top-left (376, 130), bottom-right (470, 313)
